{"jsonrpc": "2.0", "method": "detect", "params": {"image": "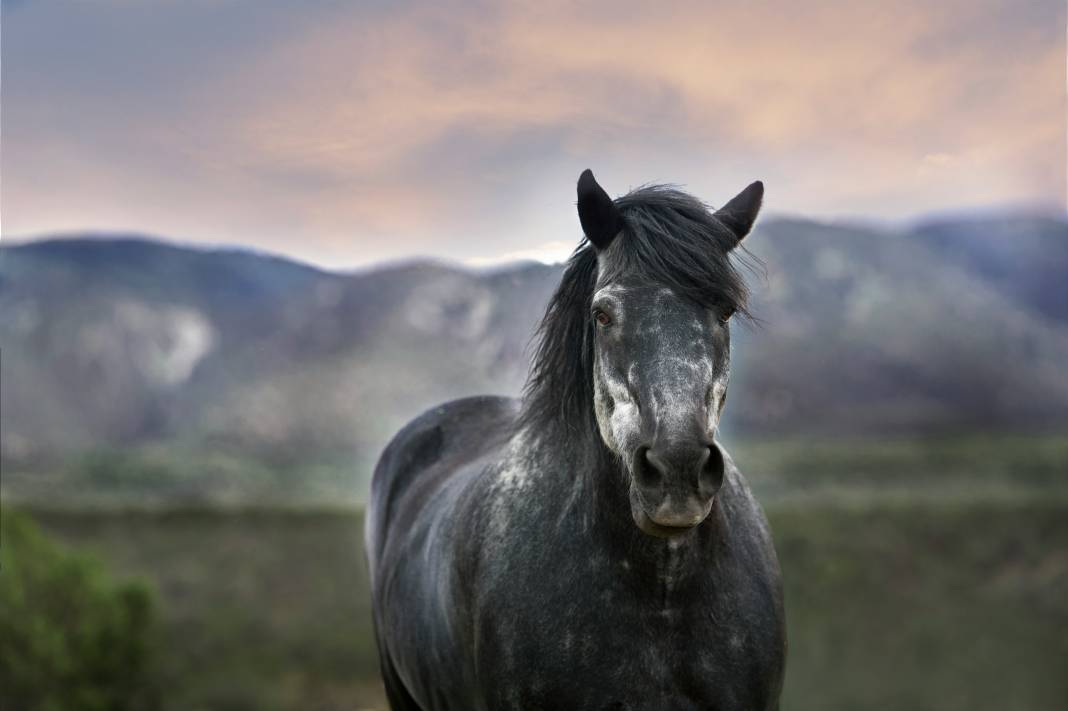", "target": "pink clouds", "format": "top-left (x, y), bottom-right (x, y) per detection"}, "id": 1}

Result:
top-left (2, 0), bottom-right (1064, 266)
